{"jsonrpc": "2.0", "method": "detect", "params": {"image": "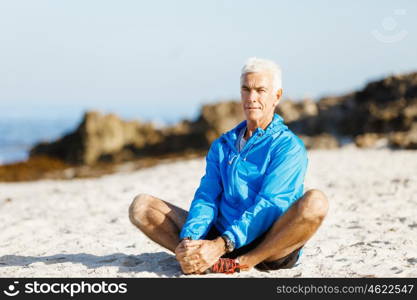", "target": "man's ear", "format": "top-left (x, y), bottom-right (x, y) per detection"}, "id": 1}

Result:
top-left (275, 88), bottom-right (283, 106)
